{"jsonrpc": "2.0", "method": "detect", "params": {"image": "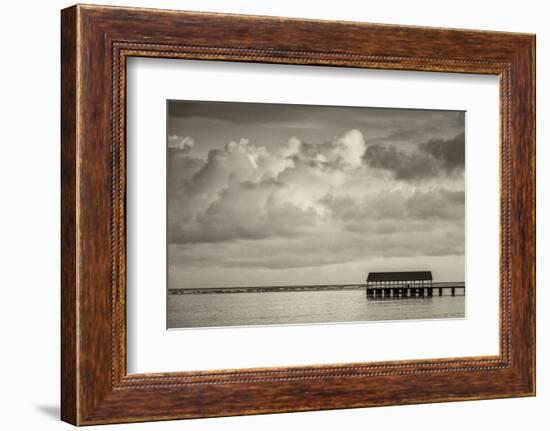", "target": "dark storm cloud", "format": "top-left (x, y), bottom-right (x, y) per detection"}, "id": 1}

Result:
top-left (421, 132), bottom-right (465, 172)
top-left (168, 101), bottom-right (465, 140)
top-left (364, 132), bottom-right (465, 179)
top-left (365, 111), bottom-right (465, 150)
top-left (168, 100), bottom-right (339, 126)
top-left (364, 144), bottom-right (438, 180)
top-left (369, 128), bottom-right (427, 144)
